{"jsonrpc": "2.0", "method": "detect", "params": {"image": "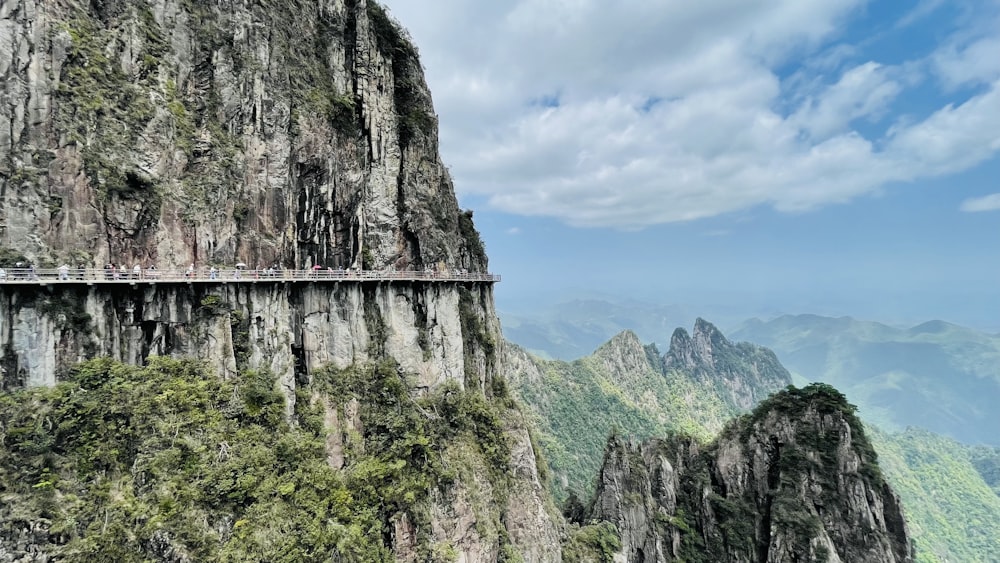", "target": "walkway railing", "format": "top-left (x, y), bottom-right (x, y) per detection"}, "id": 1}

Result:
top-left (0, 268), bottom-right (500, 284)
